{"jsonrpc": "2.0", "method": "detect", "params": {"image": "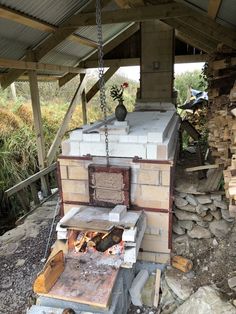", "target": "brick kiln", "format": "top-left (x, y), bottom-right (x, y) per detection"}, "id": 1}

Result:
top-left (58, 110), bottom-right (180, 264)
